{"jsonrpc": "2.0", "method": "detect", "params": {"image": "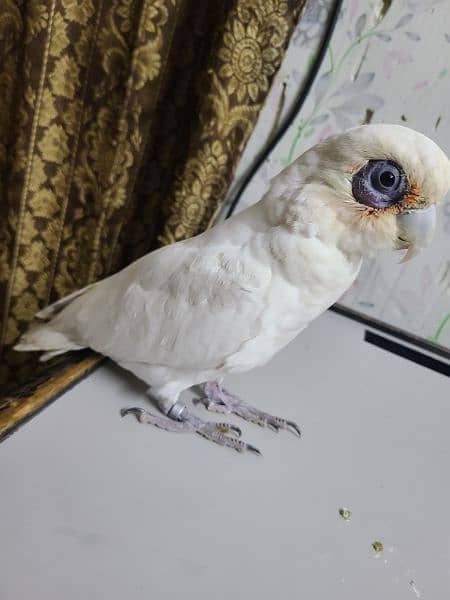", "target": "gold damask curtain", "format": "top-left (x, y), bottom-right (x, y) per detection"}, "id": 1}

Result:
top-left (0, 0), bottom-right (305, 415)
